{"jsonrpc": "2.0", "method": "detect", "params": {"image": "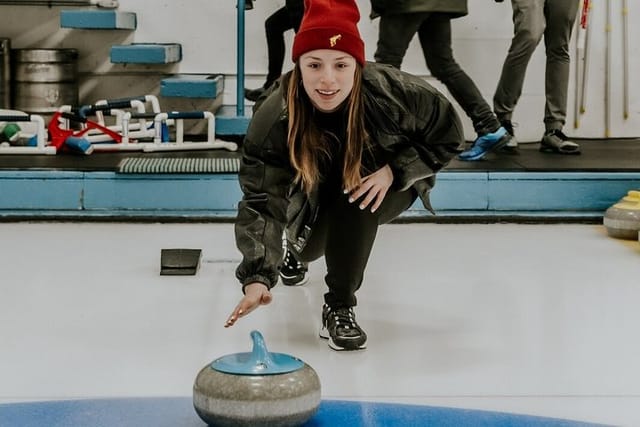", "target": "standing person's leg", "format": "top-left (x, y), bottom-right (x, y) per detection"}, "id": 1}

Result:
top-left (298, 186), bottom-right (417, 350)
top-left (542, 0), bottom-right (580, 131)
top-left (245, 6), bottom-right (292, 101)
top-left (373, 12), bottom-right (429, 69)
top-left (539, 0), bottom-right (581, 154)
top-left (264, 6), bottom-right (294, 88)
top-left (493, 0), bottom-right (546, 123)
top-left (418, 15), bottom-right (500, 136)
top-left (285, 0), bottom-right (304, 31)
